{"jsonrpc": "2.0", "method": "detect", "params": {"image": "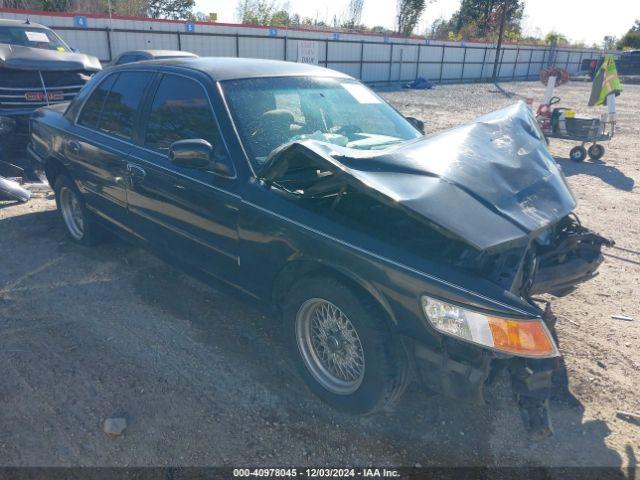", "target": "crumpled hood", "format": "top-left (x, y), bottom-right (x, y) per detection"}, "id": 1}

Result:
top-left (262, 101), bottom-right (576, 251)
top-left (0, 44), bottom-right (101, 71)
